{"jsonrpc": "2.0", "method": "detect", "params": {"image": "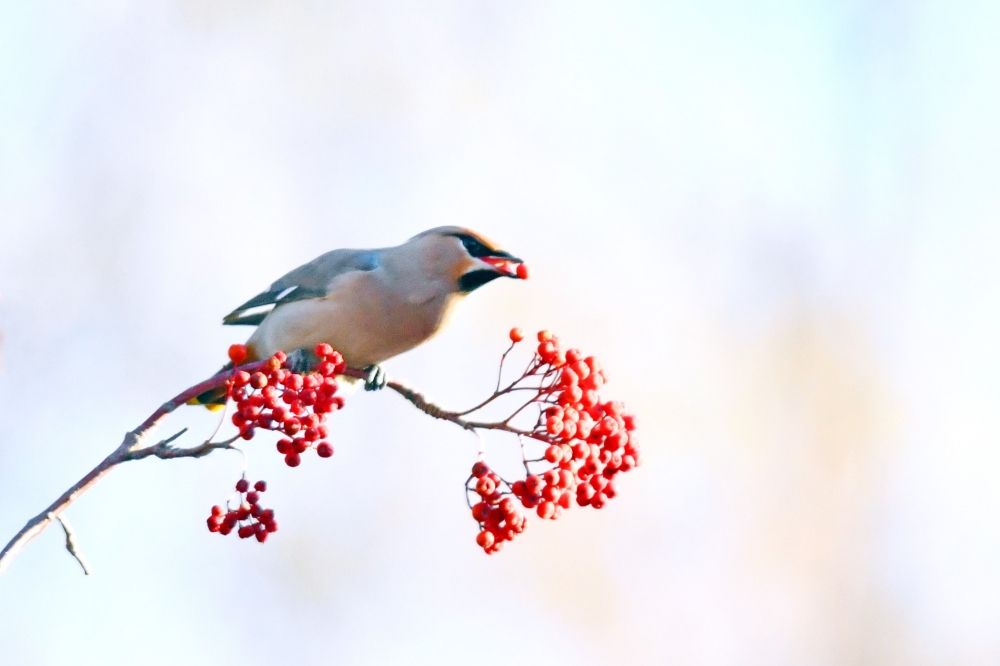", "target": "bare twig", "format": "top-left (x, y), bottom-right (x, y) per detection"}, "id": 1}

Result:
top-left (0, 361), bottom-right (266, 577)
top-left (55, 514), bottom-right (91, 575)
top-left (379, 377), bottom-right (534, 436)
